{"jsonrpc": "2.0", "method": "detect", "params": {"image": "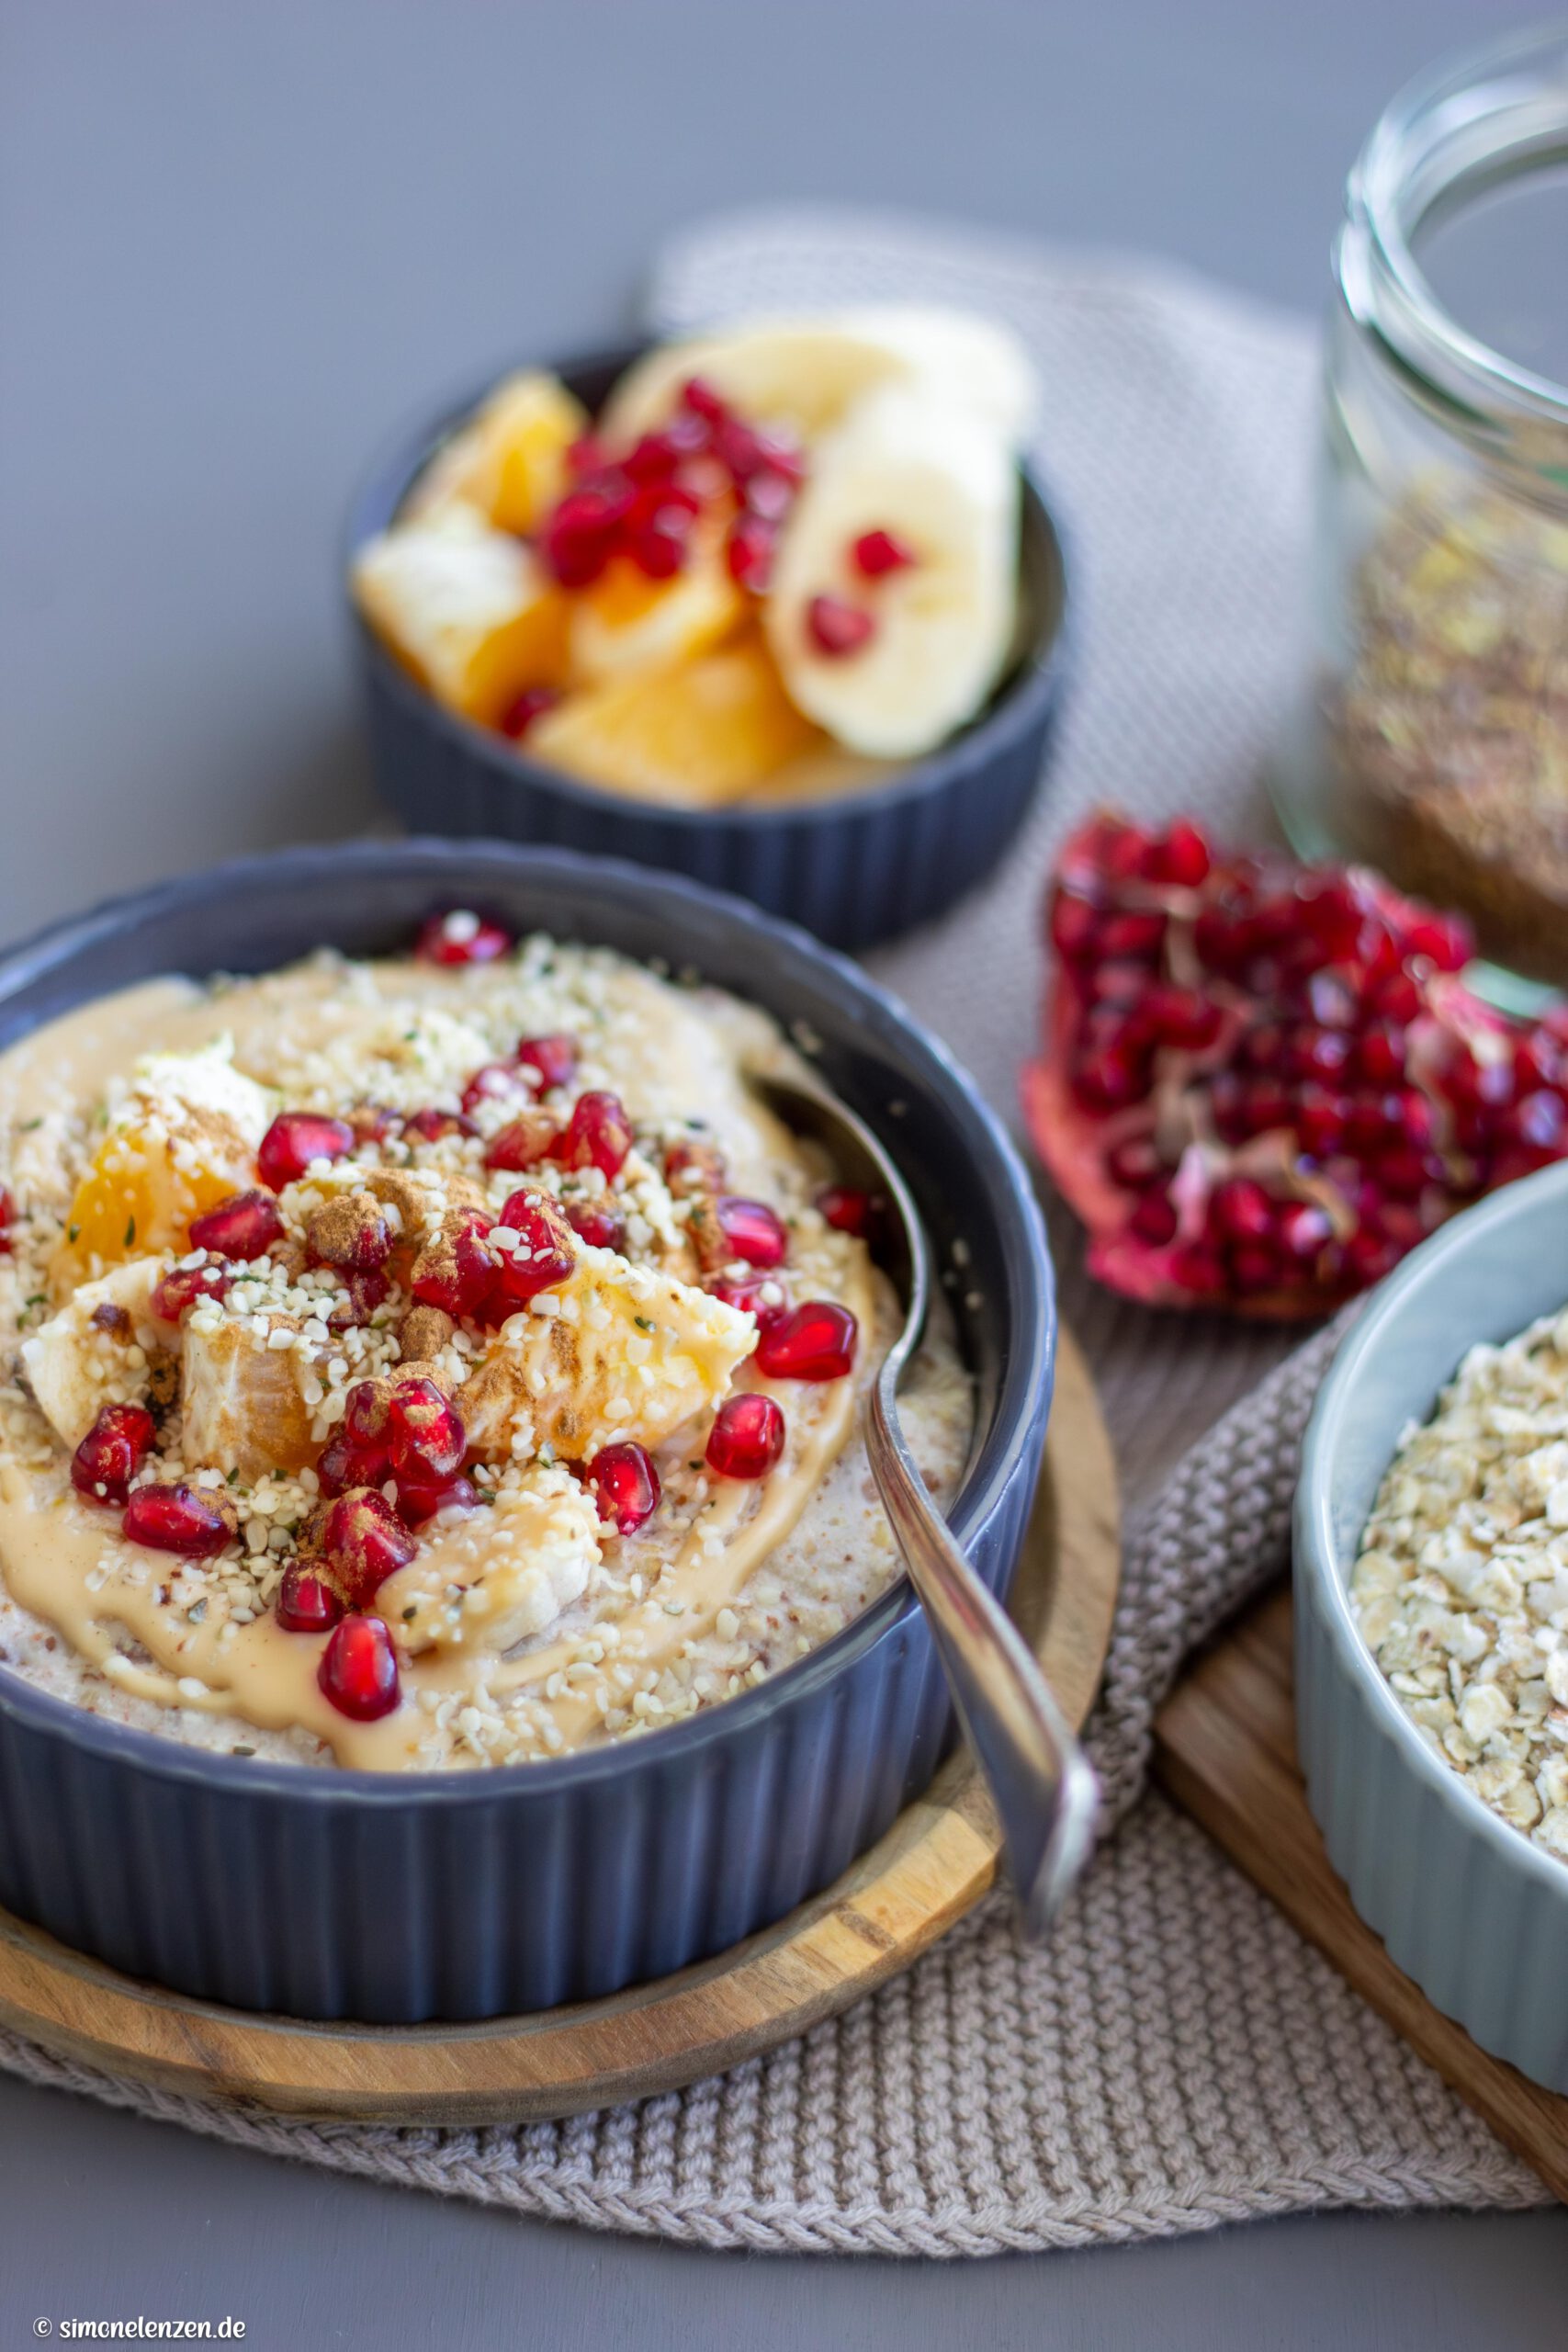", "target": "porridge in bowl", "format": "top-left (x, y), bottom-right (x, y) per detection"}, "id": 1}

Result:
top-left (0, 914), bottom-right (971, 1771)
